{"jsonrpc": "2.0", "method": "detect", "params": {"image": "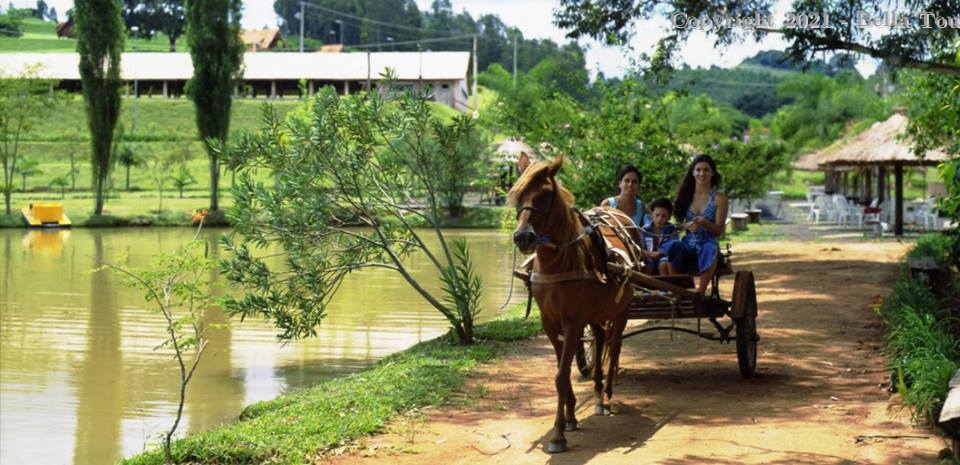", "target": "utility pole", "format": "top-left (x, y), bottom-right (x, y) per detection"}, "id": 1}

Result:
top-left (298, 1), bottom-right (305, 53)
top-left (472, 34), bottom-right (478, 114)
top-left (512, 34), bottom-right (517, 84)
